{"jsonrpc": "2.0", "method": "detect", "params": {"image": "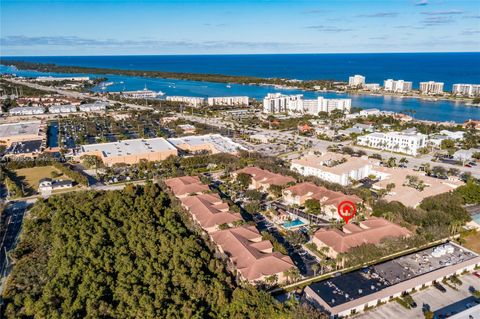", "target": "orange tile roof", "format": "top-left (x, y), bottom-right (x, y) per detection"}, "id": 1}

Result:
top-left (180, 193), bottom-right (242, 229)
top-left (314, 217), bottom-right (411, 254)
top-left (284, 182), bottom-right (362, 206)
top-left (164, 176), bottom-right (209, 197)
top-left (211, 225), bottom-right (295, 281)
top-left (235, 167), bottom-right (295, 187)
